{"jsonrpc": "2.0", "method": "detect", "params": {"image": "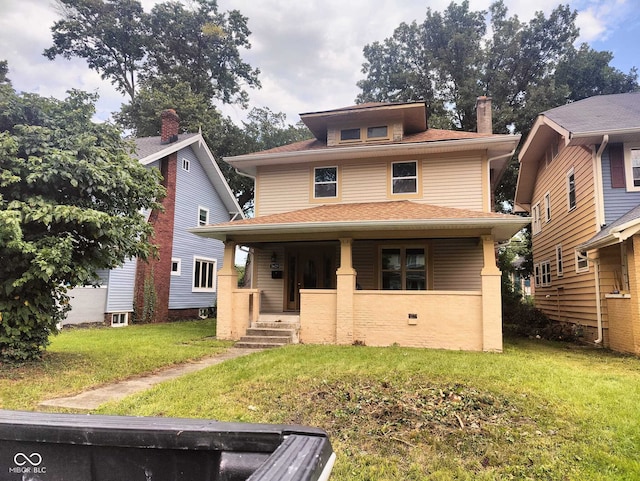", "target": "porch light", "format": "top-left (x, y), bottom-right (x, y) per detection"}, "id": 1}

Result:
top-left (271, 252), bottom-right (278, 263)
